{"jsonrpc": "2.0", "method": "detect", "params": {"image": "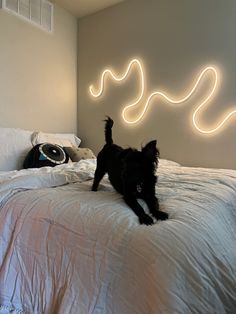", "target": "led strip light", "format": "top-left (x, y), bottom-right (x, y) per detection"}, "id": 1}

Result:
top-left (89, 58), bottom-right (236, 134)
